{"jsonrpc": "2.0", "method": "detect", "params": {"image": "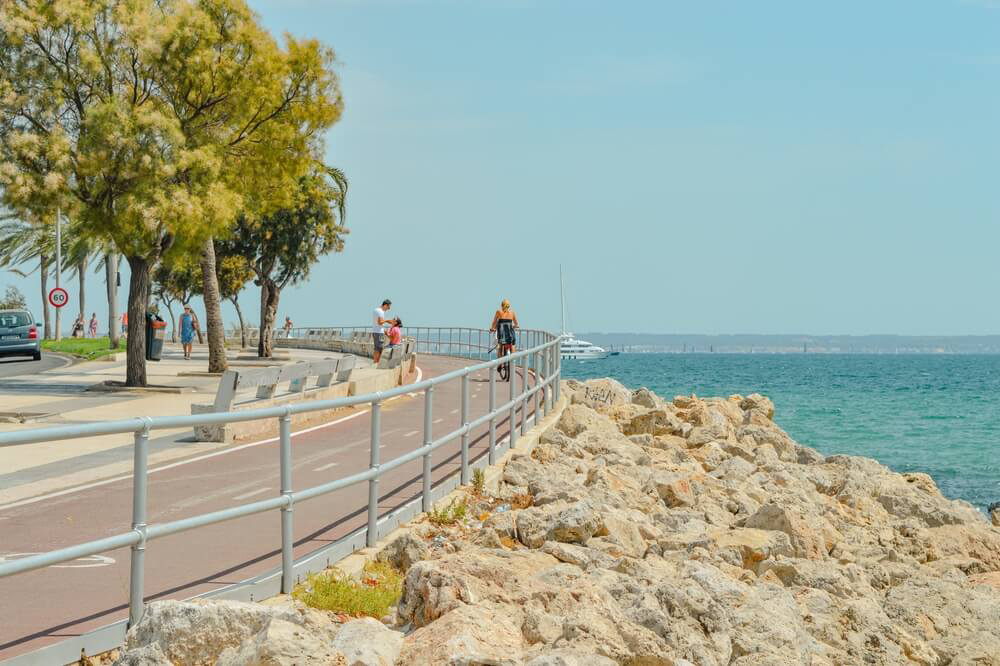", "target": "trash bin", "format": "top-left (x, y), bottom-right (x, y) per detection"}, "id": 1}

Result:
top-left (145, 312), bottom-right (167, 361)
